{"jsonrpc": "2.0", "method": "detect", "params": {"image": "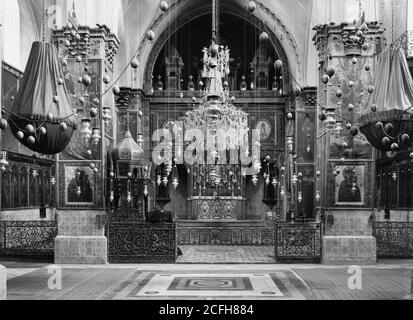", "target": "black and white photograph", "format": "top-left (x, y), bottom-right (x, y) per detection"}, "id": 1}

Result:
top-left (0, 0), bottom-right (413, 311)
